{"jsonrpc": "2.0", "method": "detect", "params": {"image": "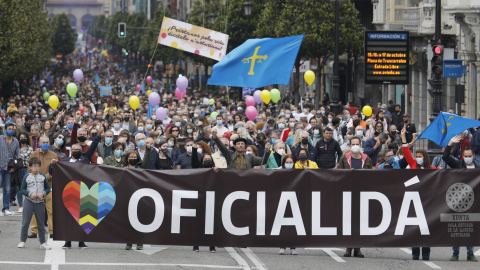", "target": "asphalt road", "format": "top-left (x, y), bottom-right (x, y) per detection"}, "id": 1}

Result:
top-left (0, 197), bottom-right (479, 270)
